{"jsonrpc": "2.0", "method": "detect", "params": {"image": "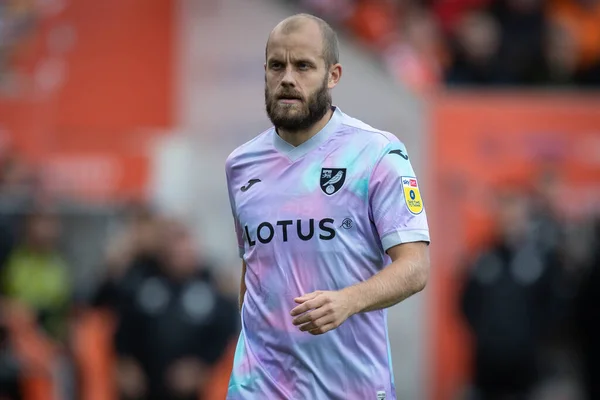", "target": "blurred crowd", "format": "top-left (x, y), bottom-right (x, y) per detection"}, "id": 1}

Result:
top-left (4, 0), bottom-right (600, 95)
top-left (458, 172), bottom-right (600, 400)
top-left (0, 152), bottom-right (239, 400)
top-left (291, 0), bottom-right (600, 92)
